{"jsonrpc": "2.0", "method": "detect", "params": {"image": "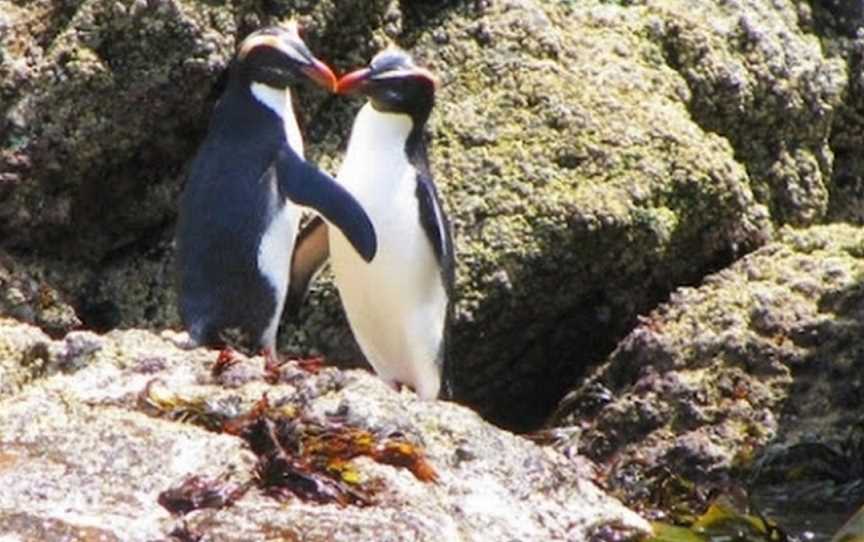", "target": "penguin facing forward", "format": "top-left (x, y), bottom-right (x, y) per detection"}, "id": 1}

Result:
top-left (326, 49), bottom-right (454, 400)
top-left (175, 24), bottom-right (377, 366)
